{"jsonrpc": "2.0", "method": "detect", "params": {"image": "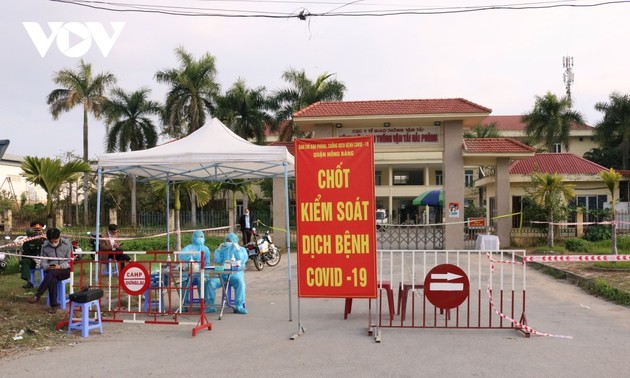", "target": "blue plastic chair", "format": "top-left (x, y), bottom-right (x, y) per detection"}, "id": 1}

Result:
top-left (29, 268), bottom-right (45, 287)
top-left (67, 299), bottom-right (103, 338)
top-left (46, 277), bottom-right (71, 310)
